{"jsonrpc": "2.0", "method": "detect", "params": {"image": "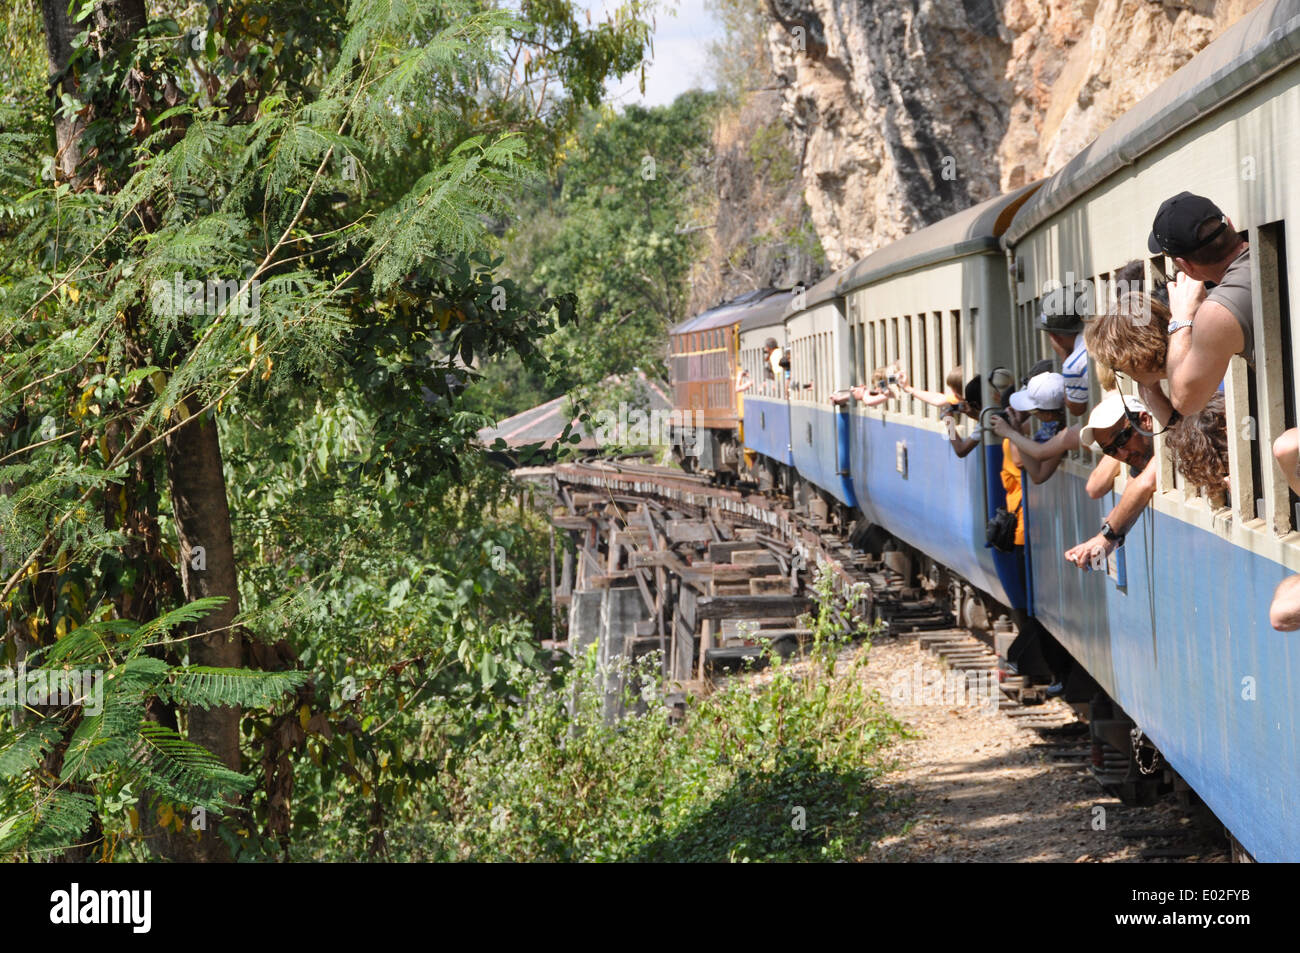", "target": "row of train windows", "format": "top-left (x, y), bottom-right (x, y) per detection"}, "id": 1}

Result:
top-left (847, 309), bottom-right (966, 423)
top-left (671, 328), bottom-right (729, 354)
top-left (739, 345), bottom-right (784, 398)
top-left (1013, 221), bottom-right (1295, 539)
top-left (787, 331), bottom-right (834, 403)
